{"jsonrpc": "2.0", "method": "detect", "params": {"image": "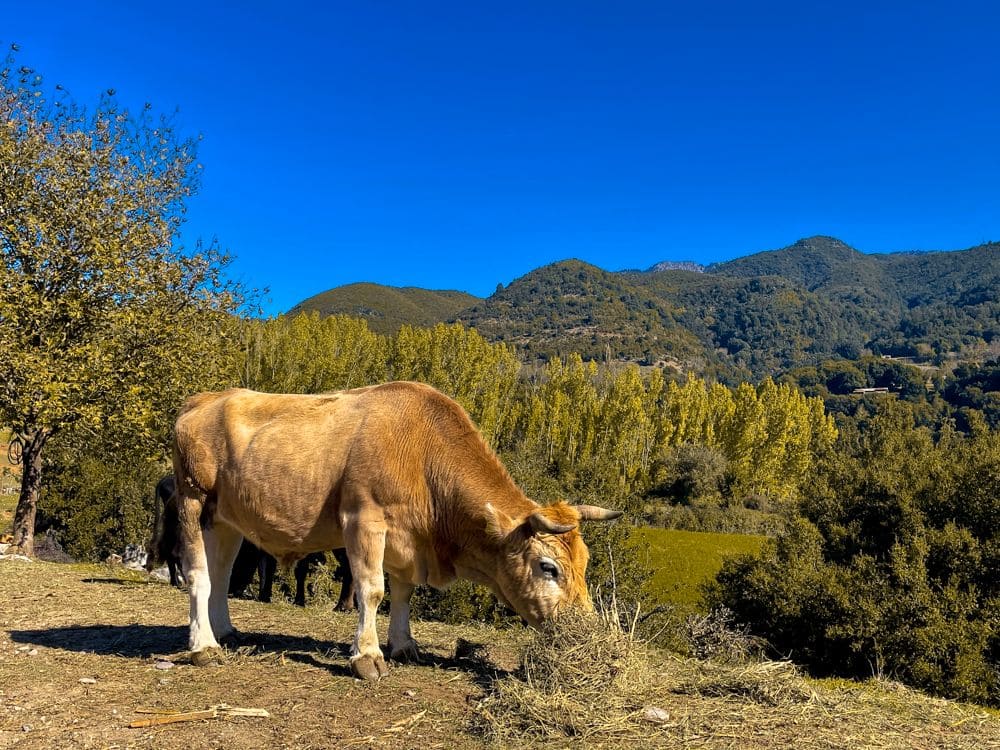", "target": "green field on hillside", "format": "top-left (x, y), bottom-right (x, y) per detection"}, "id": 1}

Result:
top-left (631, 526), bottom-right (767, 613)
